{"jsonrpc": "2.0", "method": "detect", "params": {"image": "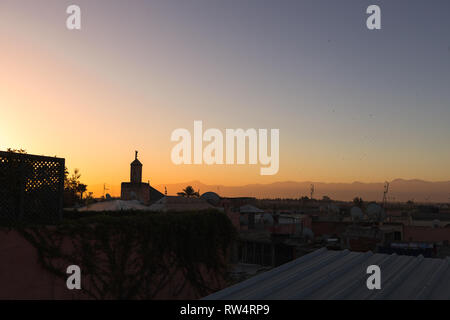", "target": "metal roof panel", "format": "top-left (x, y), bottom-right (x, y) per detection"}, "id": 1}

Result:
top-left (204, 249), bottom-right (450, 300)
